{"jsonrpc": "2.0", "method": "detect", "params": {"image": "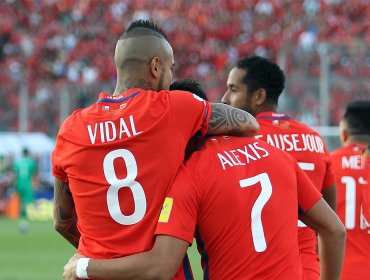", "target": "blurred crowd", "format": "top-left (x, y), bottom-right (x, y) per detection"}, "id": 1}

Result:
top-left (0, 0), bottom-right (369, 136)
